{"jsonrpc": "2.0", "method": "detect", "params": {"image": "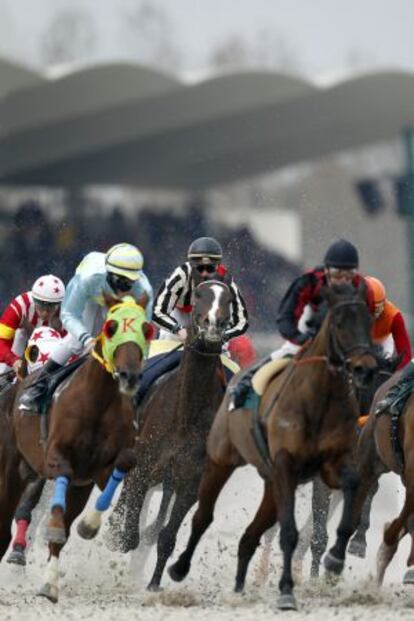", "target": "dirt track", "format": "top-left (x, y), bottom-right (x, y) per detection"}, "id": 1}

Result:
top-left (1, 467), bottom-right (412, 620)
